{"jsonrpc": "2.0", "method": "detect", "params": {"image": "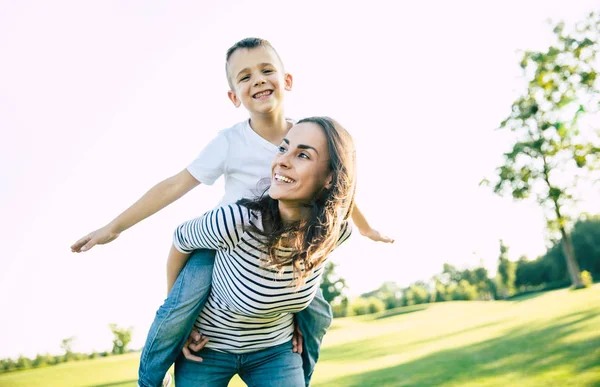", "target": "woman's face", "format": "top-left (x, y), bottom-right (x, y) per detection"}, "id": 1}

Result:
top-left (269, 122), bottom-right (332, 205)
